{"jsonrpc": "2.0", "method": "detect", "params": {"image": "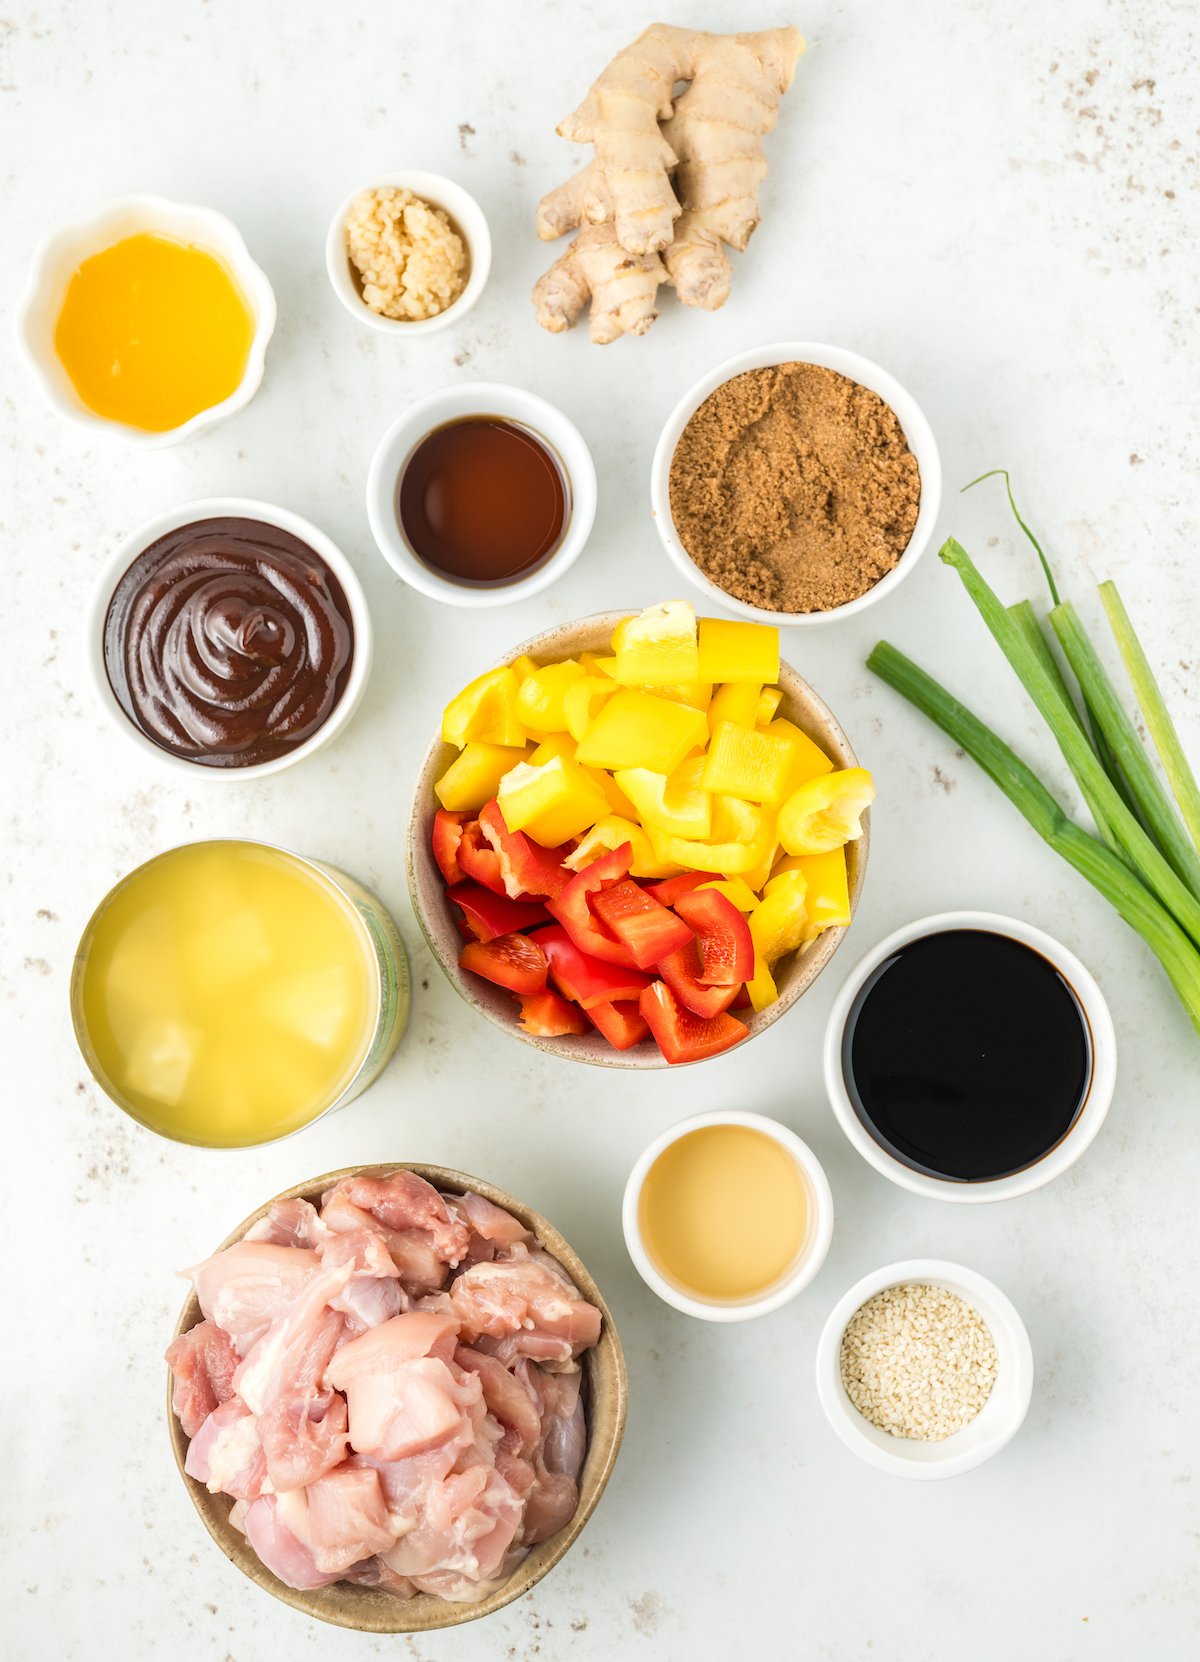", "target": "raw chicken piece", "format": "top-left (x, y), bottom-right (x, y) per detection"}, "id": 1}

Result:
top-left (227, 1498), bottom-right (249, 1535)
top-left (165, 1319), bottom-right (239, 1438)
top-left (184, 1399), bottom-right (268, 1500)
top-left (455, 1346), bottom-right (541, 1451)
top-left (327, 1313), bottom-right (479, 1462)
top-left (321, 1191), bottom-right (448, 1294)
top-left (518, 1365), bottom-right (586, 1545)
top-left (445, 1191), bottom-right (532, 1263)
top-left (342, 1555), bottom-right (415, 1597)
top-left (382, 1464), bottom-right (523, 1584)
top-left (450, 1245), bottom-right (601, 1367)
top-left (185, 1241), bottom-right (322, 1353)
top-left (244, 1197), bottom-right (328, 1251)
top-left (332, 1171), bottom-right (470, 1265)
top-left (258, 1389), bottom-right (349, 1494)
top-left (242, 1494), bottom-right (341, 1590)
top-left (410, 1549), bottom-right (528, 1604)
top-left (304, 1464), bottom-right (398, 1575)
top-left (352, 1443), bottom-right (466, 1527)
top-left (320, 1229), bottom-right (407, 1334)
